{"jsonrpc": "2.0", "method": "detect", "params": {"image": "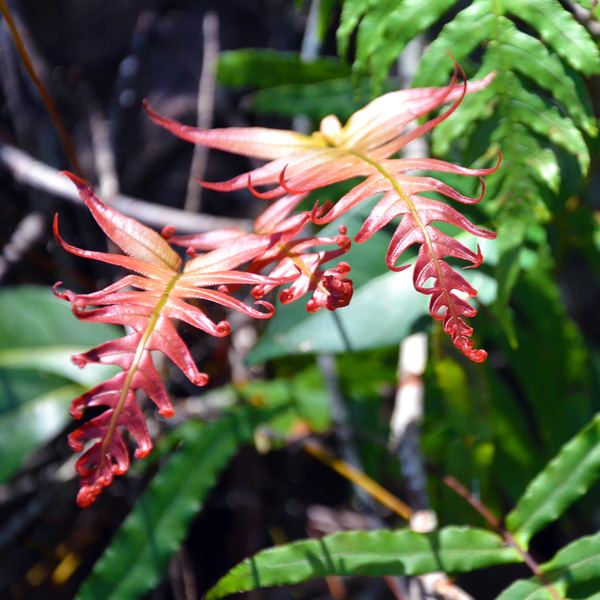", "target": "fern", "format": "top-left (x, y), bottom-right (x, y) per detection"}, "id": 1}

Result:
top-left (145, 65), bottom-right (498, 361)
top-left (412, 0), bottom-right (599, 330)
top-left (340, 0), bottom-right (600, 336)
top-left (337, 0), bottom-right (458, 89)
top-left (53, 174), bottom-right (290, 506)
